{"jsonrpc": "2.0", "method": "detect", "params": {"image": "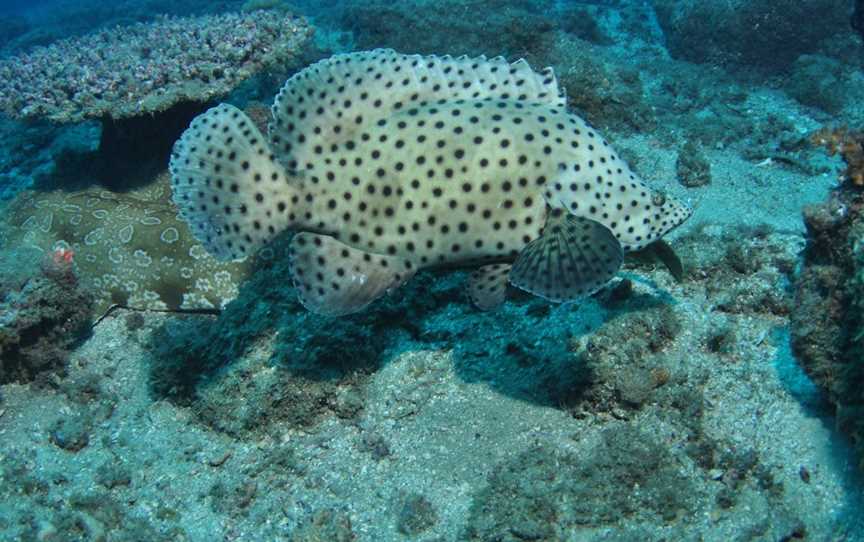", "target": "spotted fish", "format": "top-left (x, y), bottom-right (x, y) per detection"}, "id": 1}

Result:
top-left (170, 49), bottom-right (691, 316)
